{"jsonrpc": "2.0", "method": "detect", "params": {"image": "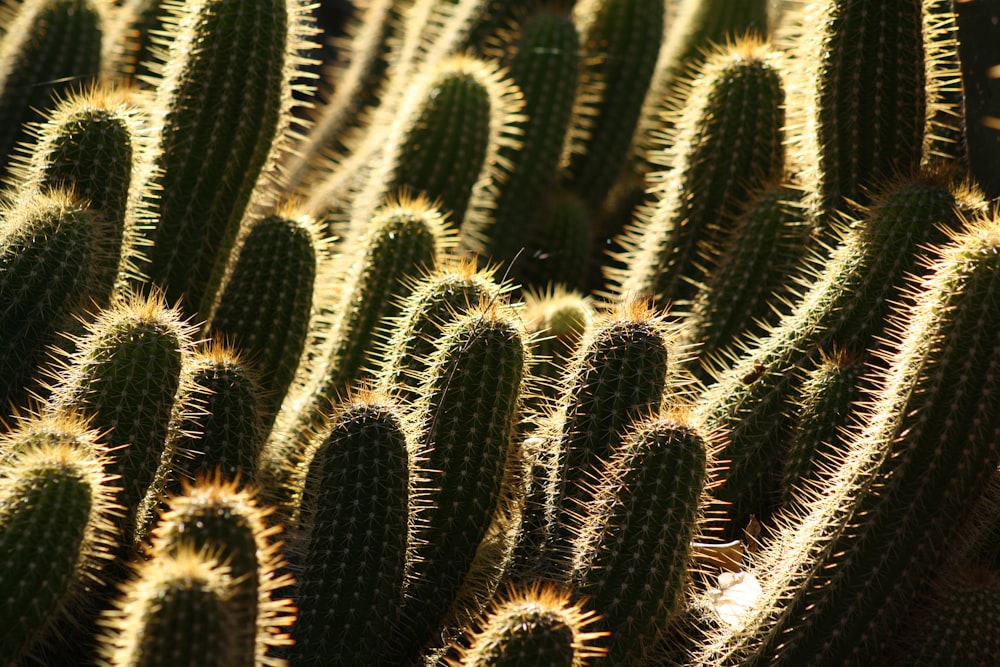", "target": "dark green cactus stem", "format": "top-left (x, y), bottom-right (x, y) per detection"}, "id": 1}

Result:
top-left (145, 0), bottom-right (314, 317)
top-left (395, 300), bottom-right (530, 663)
top-left (98, 550), bottom-right (244, 667)
top-left (355, 54), bottom-right (522, 239)
top-left (207, 211), bottom-right (320, 426)
top-left (523, 285), bottom-right (595, 406)
top-left (311, 193), bottom-right (453, 403)
top-left (161, 341), bottom-right (267, 495)
top-left (0, 189), bottom-right (119, 411)
top-left (0, 0), bottom-right (106, 177)
top-left (790, 0), bottom-right (925, 221)
top-left (781, 348), bottom-right (866, 509)
top-left (450, 583), bottom-right (609, 667)
top-left (560, 0), bottom-right (666, 208)
top-left (612, 37), bottom-right (785, 307)
top-left (571, 412), bottom-right (708, 666)
top-left (536, 299), bottom-right (672, 576)
top-left (511, 189), bottom-right (594, 292)
top-left (46, 291), bottom-right (196, 541)
top-left (115, 0), bottom-right (174, 86)
top-left (633, 0), bottom-right (769, 167)
top-left (10, 85), bottom-right (152, 291)
top-left (486, 8), bottom-right (580, 265)
top-left (696, 211), bottom-right (1000, 666)
top-left (373, 258), bottom-right (508, 405)
top-left (148, 478), bottom-right (295, 667)
top-left (288, 392), bottom-right (411, 666)
top-left (681, 182), bottom-right (810, 373)
top-left (694, 172), bottom-right (969, 539)
top-left (0, 417), bottom-right (120, 663)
